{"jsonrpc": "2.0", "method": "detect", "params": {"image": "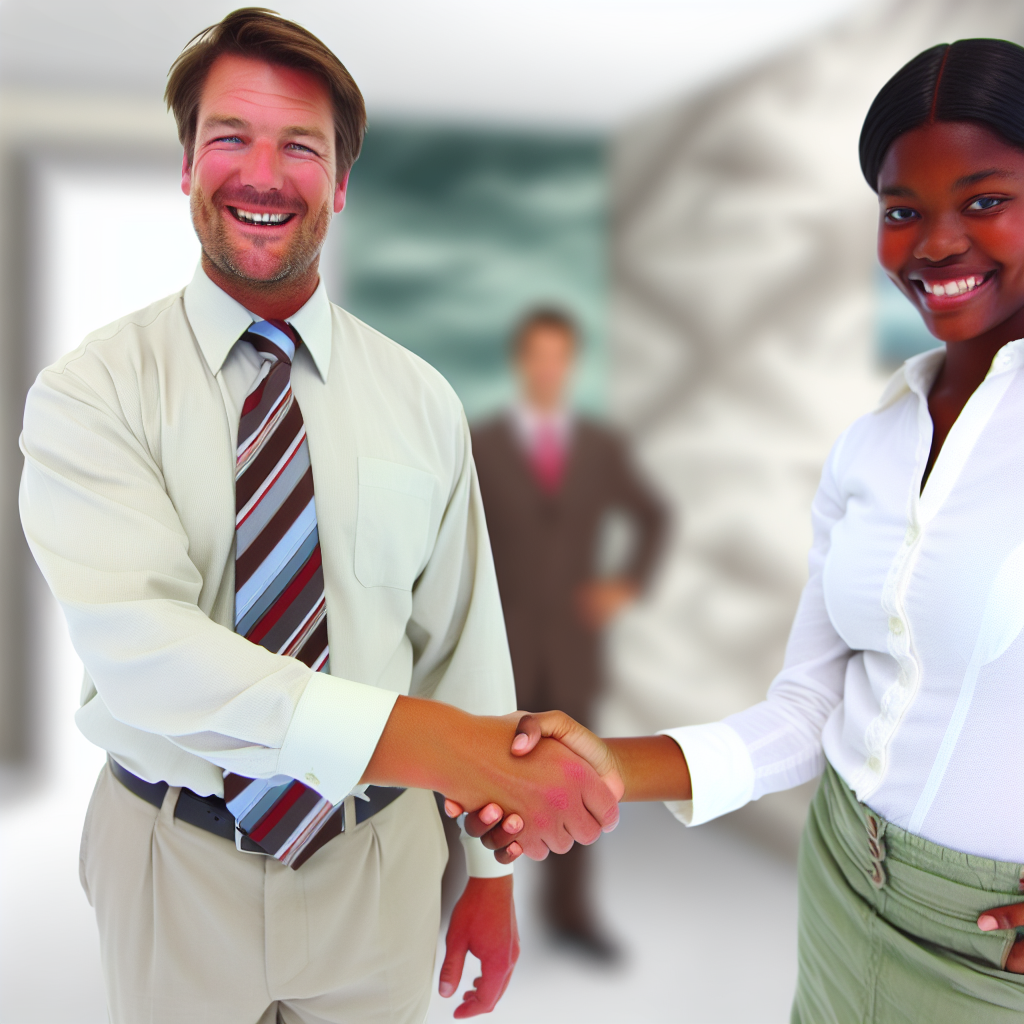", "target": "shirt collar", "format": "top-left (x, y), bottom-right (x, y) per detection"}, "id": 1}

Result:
top-left (184, 263), bottom-right (333, 381)
top-left (875, 338), bottom-right (1024, 412)
top-left (510, 402), bottom-right (573, 447)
